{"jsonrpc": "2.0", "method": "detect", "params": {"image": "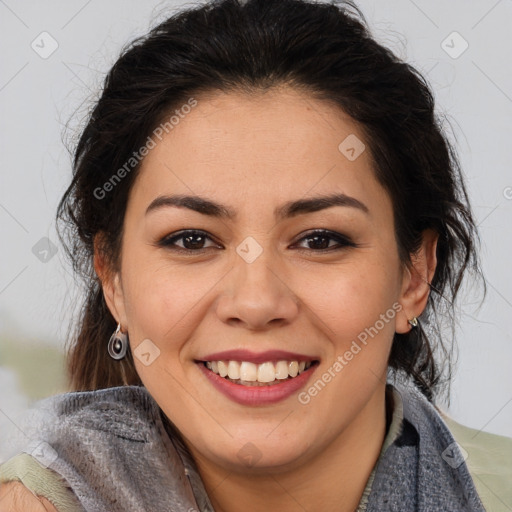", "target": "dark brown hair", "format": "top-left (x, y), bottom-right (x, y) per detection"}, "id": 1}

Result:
top-left (57, 0), bottom-right (484, 400)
